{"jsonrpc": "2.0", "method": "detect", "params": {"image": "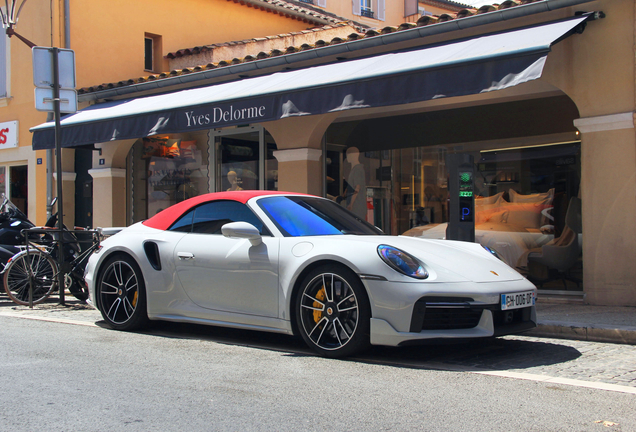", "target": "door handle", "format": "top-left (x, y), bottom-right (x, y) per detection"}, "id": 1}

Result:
top-left (177, 252), bottom-right (195, 260)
